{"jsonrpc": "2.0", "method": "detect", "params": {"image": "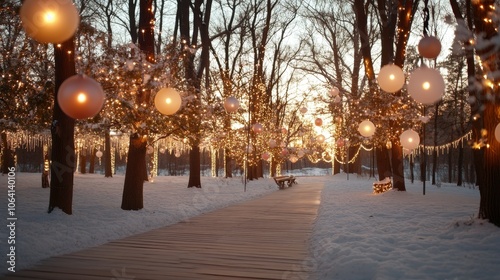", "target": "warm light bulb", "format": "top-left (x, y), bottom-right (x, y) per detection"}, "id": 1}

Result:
top-left (165, 97), bottom-right (172, 104)
top-left (422, 82), bottom-right (430, 90)
top-left (44, 11), bottom-right (56, 23)
top-left (389, 74), bottom-right (395, 80)
top-left (77, 92), bottom-right (86, 103)
top-left (408, 138), bottom-right (413, 143)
